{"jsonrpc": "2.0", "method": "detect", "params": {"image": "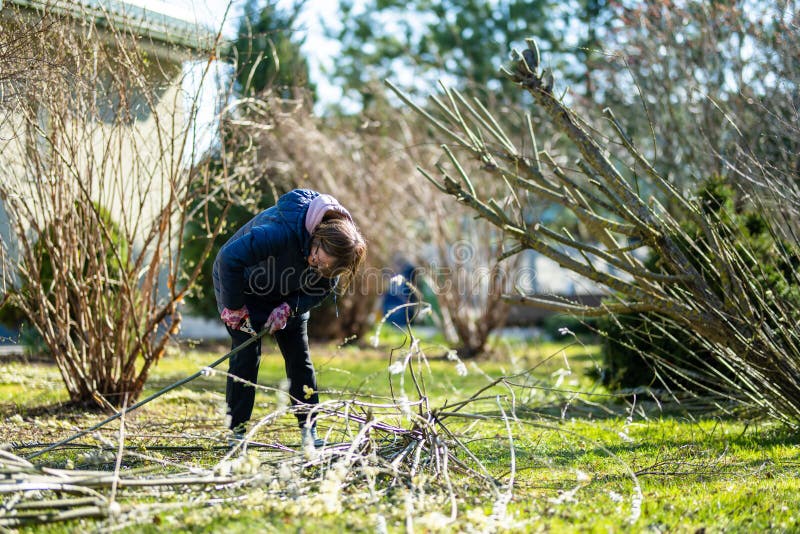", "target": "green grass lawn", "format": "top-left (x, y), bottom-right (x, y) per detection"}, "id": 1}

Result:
top-left (1, 329), bottom-right (798, 532)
